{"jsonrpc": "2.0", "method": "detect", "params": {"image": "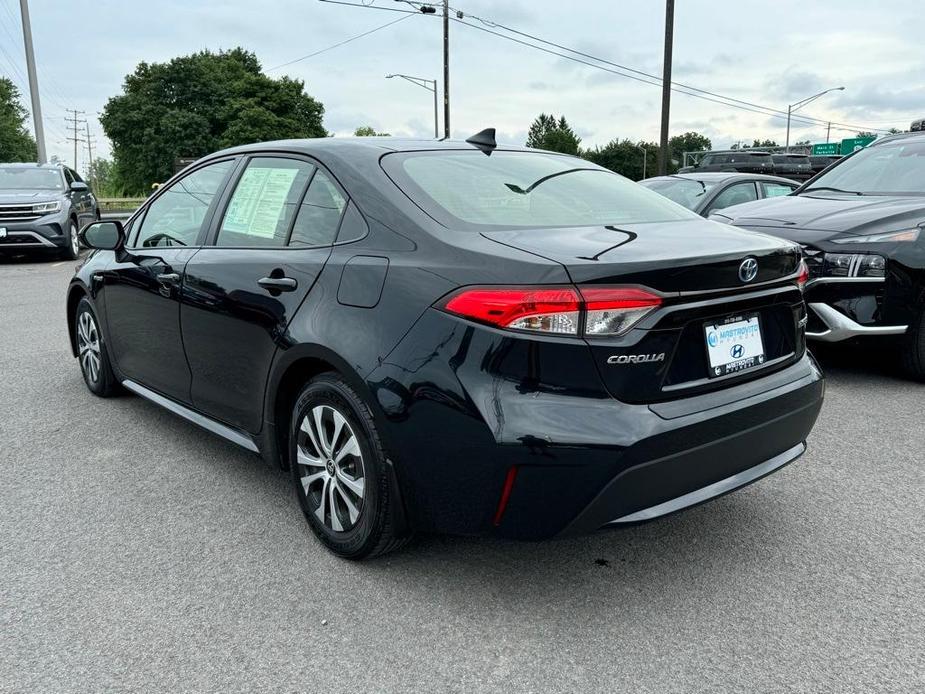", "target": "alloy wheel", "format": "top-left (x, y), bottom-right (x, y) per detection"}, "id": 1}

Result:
top-left (296, 404), bottom-right (366, 532)
top-left (70, 223), bottom-right (79, 256)
top-left (77, 311), bottom-right (101, 383)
